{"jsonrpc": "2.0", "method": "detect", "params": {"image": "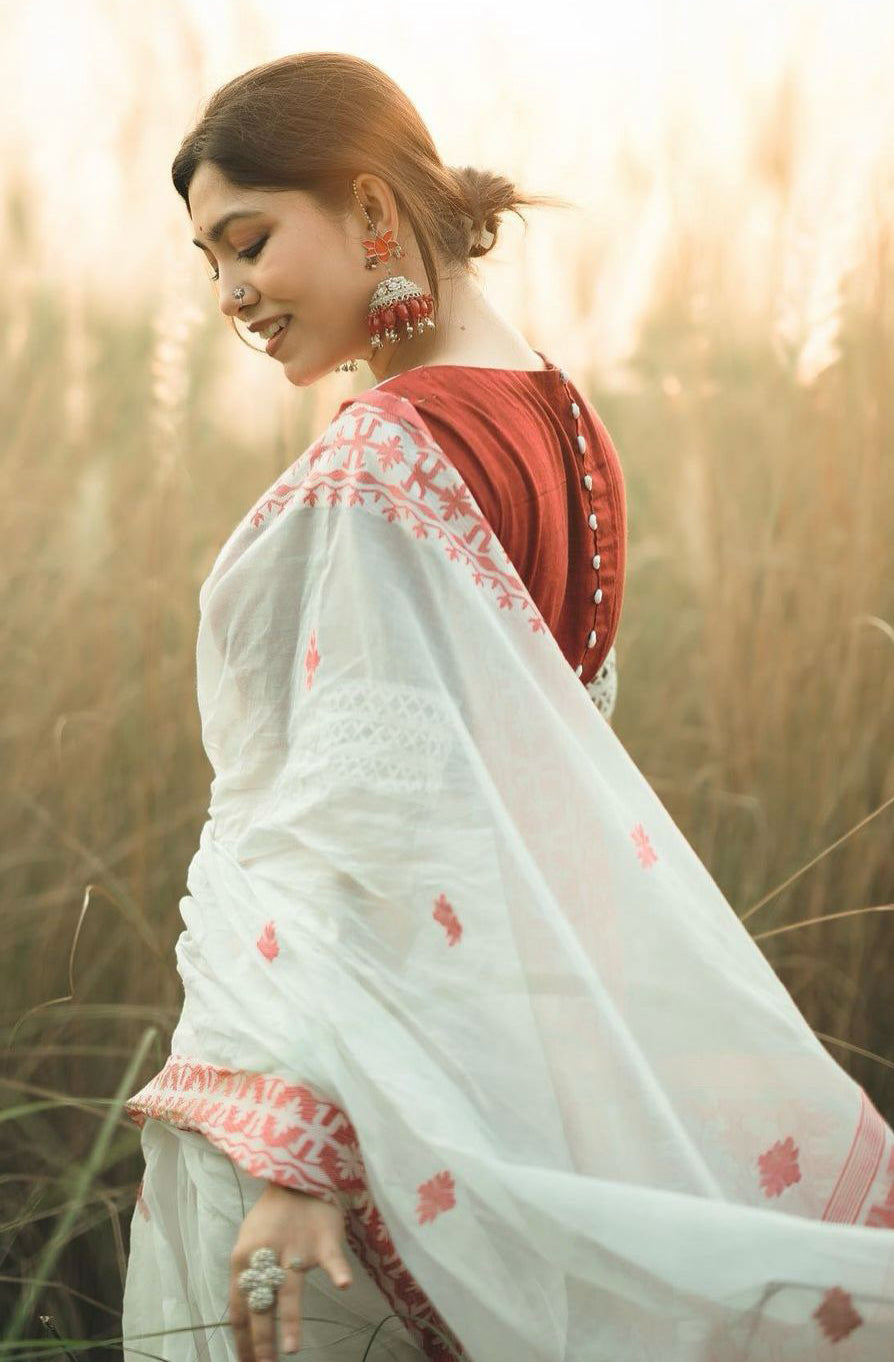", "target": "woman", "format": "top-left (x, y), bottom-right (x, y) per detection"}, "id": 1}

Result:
top-left (121, 51), bottom-right (894, 1362)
